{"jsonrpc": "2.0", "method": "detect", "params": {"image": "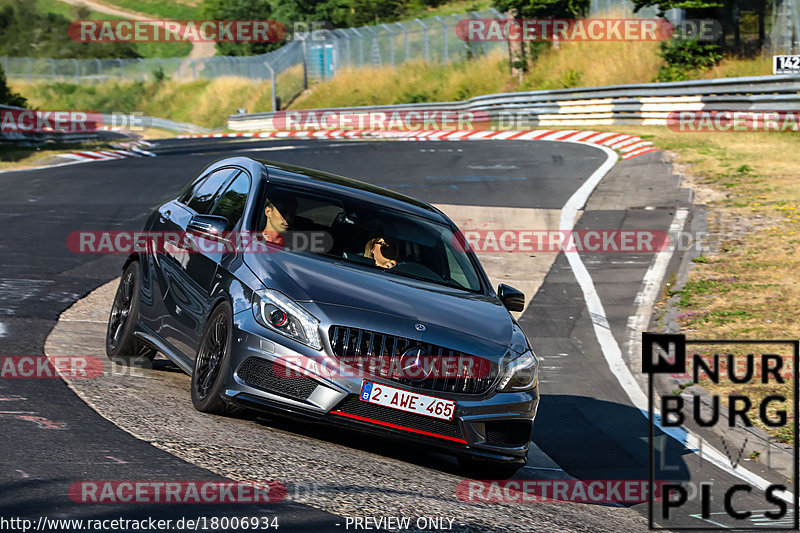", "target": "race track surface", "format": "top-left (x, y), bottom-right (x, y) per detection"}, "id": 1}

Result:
top-left (0, 137), bottom-right (789, 531)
